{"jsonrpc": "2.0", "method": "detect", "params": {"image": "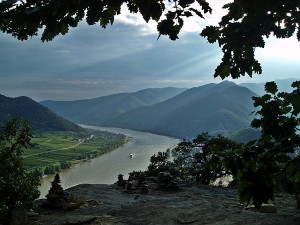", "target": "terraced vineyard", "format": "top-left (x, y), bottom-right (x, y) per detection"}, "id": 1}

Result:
top-left (22, 130), bottom-right (127, 174)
